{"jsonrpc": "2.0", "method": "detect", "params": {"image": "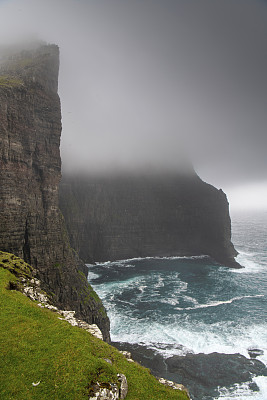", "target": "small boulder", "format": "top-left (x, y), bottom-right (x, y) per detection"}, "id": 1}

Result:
top-left (117, 374), bottom-right (128, 399)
